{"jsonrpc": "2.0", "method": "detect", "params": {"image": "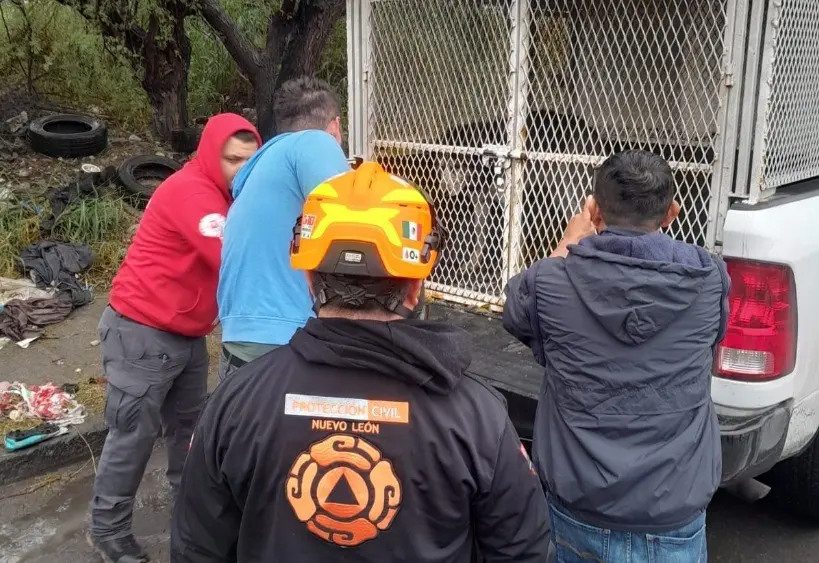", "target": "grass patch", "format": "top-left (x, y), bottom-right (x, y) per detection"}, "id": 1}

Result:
top-left (0, 416), bottom-right (35, 436)
top-left (50, 195), bottom-right (134, 286)
top-left (0, 202), bottom-right (41, 277)
top-left (0, 193), bottom-right (135, 286)
top-left (74, 378), bottom-right (105, 417)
